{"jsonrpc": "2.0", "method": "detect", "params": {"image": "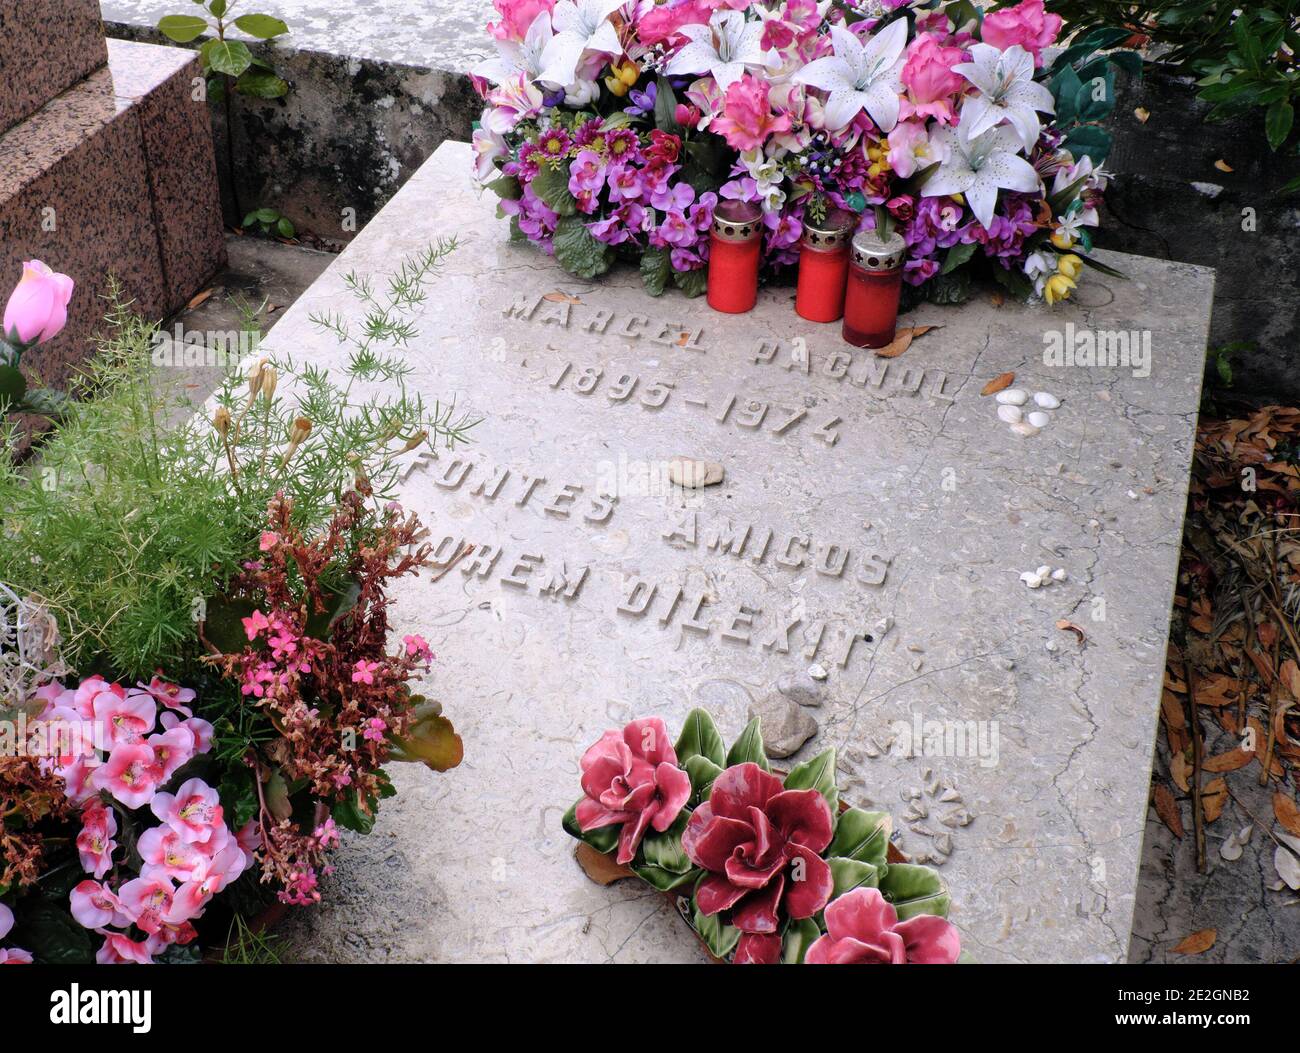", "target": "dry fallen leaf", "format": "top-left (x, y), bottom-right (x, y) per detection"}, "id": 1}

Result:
top-left (874, 324), bottom-right (941, 358)
top-left (1202, 745), bottom-right (1254, 773)
top-left (1170, 750), bottom-right (1191, 793)
top-left (1173, 928), bottom-right (1217, 955)
top-left (543, 291), bottom-right (583, 304)
top-left (1201, 777), bottom-right (1227, 824)
top-left (1220, 824), bottom-right (1252, 861)
top-left (1274, 791), bottom-right (1300, 837)
top-left (981, 372), bottom-right (1016, 396)
top-left (1056, 619), bottom-right (1087, 645)
top-left (1134, 106), bottom-right (1150, 123)
top-left (1154, 784), bottom-right (1185, 838)
top-left (1275, 833), bottom-right (1300, 890)
top-left (989, 290), bottom-right (1006, 307)
top-left (186, 287), bottom-right (216, 310)
top-left (1214, 159), bottom-right (1234, 173)
top-left (574, 842), bottom-right (632, 886)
